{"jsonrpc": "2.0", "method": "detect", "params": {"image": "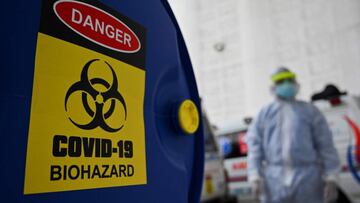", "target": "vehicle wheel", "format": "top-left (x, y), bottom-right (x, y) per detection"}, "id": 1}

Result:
top-left (220, 196), bottom-right (238, 203)
top-left (336, 188), bottom-right (351, 203)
